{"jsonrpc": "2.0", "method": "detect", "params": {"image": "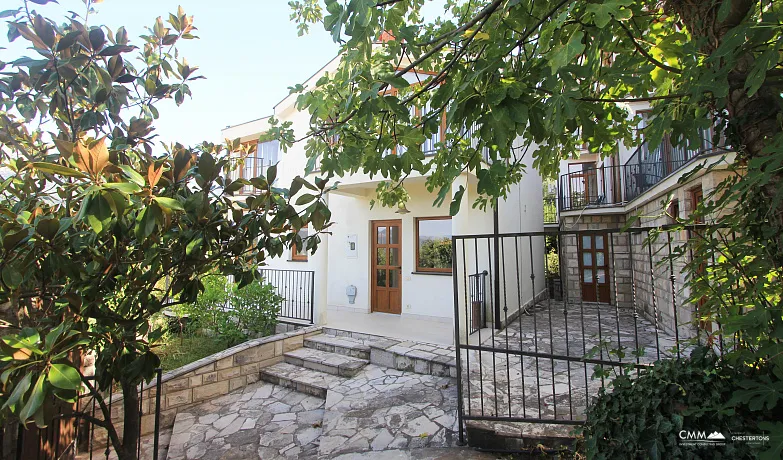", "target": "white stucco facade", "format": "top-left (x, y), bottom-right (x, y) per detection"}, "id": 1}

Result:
top-left (221, 55), bottom-right (545, 345)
